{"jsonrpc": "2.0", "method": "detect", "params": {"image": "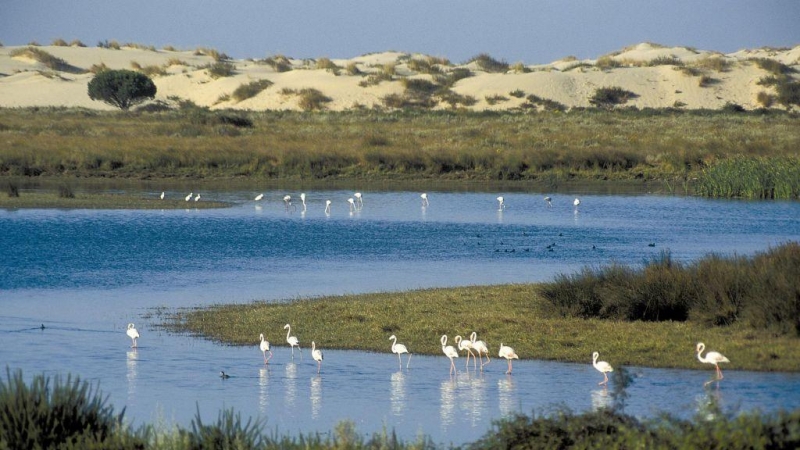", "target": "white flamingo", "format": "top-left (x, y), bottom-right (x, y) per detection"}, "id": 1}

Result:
top-left (421, 193), bottom-right (429, 207)
top-left (441, 335), bottom-right (459, 375)
top-left (284, 324), bottom-right (301, 358)
top-left (499, 343), bottom-right (518, 374)
top-left (497, 196), bottom-right (505, 211)
top-left (354, 192), bottom-right (363, 208)
top-left (347, 198), bottom-right (356, 212)
top-left (254, 193), bottom-right (264, 201)
top-left (300, 193), bottom-right (307, 211)
top-left (325, 200), bottom-right (332, 214)
top-left (470, 332), bottom-right (490, 368)
top-left (696, 342), bottom-right (730, 380)
top-left (573, 198), bottom-right (581, 208)
top-left (592, 351), bottom-right (614, 385)
top-left (160, 191), bottom-right (165, 200)
top-left (126, 323), bottom-right (139, 348)
top-left (389, 335), bottom-right (411, 369)
top-left (185, 192), bottom-right (193, 201)
top-left (544, 196), bottom-right (552, 207)
top-left (259, 333), bottom-right (273, 364)
top-left (194, 193), bottom-right (201, 202)
top-left (283, 195), bottom-right (293, 211)
top-left (455, 335), bottom-right (476, 370)
top-left (311, 341), bottom-right (324, 374)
